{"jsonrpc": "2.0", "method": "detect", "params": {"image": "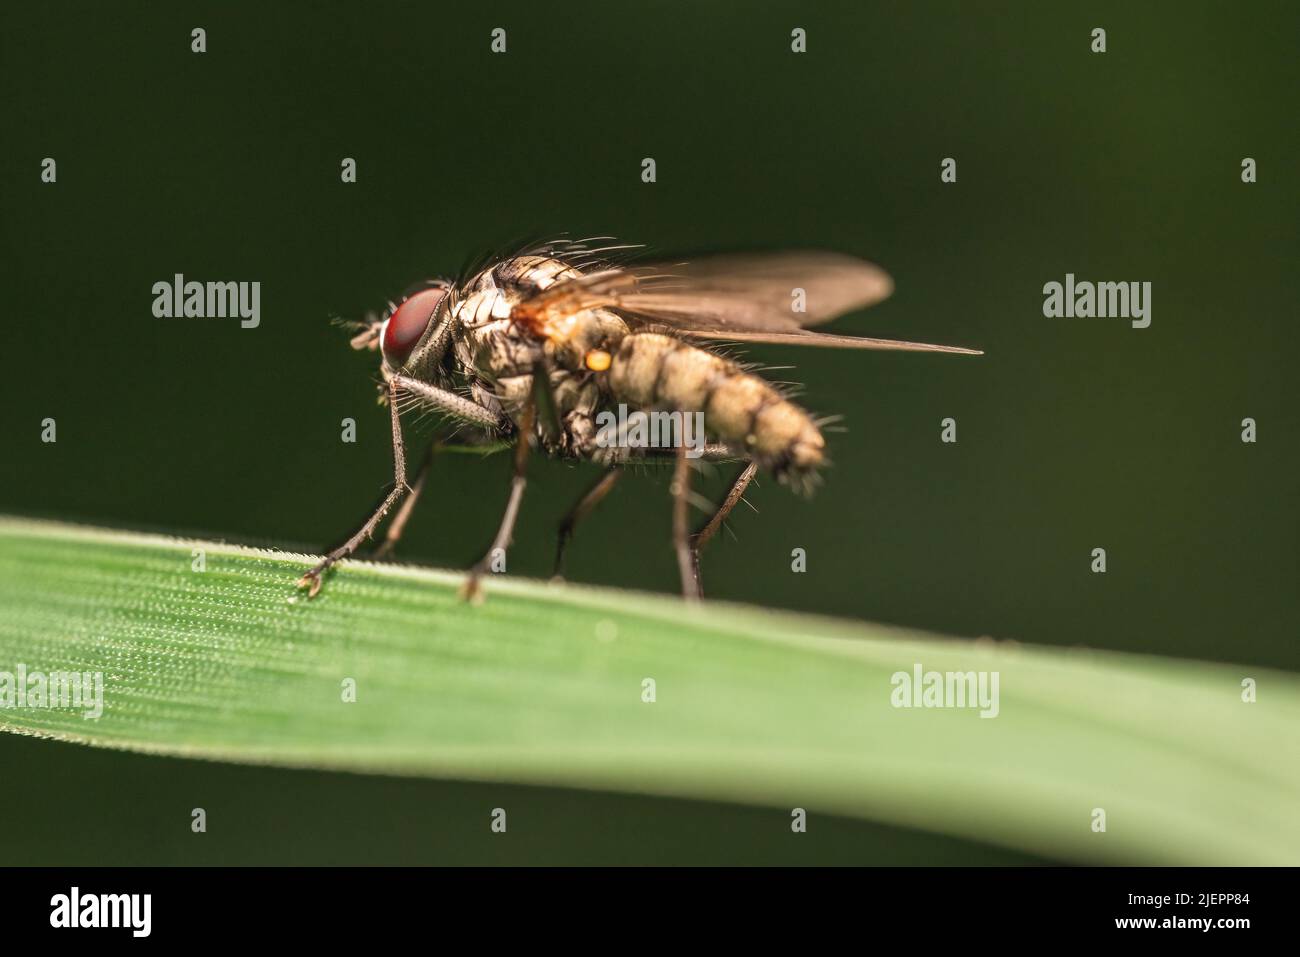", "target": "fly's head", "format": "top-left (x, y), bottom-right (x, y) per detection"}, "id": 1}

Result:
top-left (345, 280), bottom-right (453, 376)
